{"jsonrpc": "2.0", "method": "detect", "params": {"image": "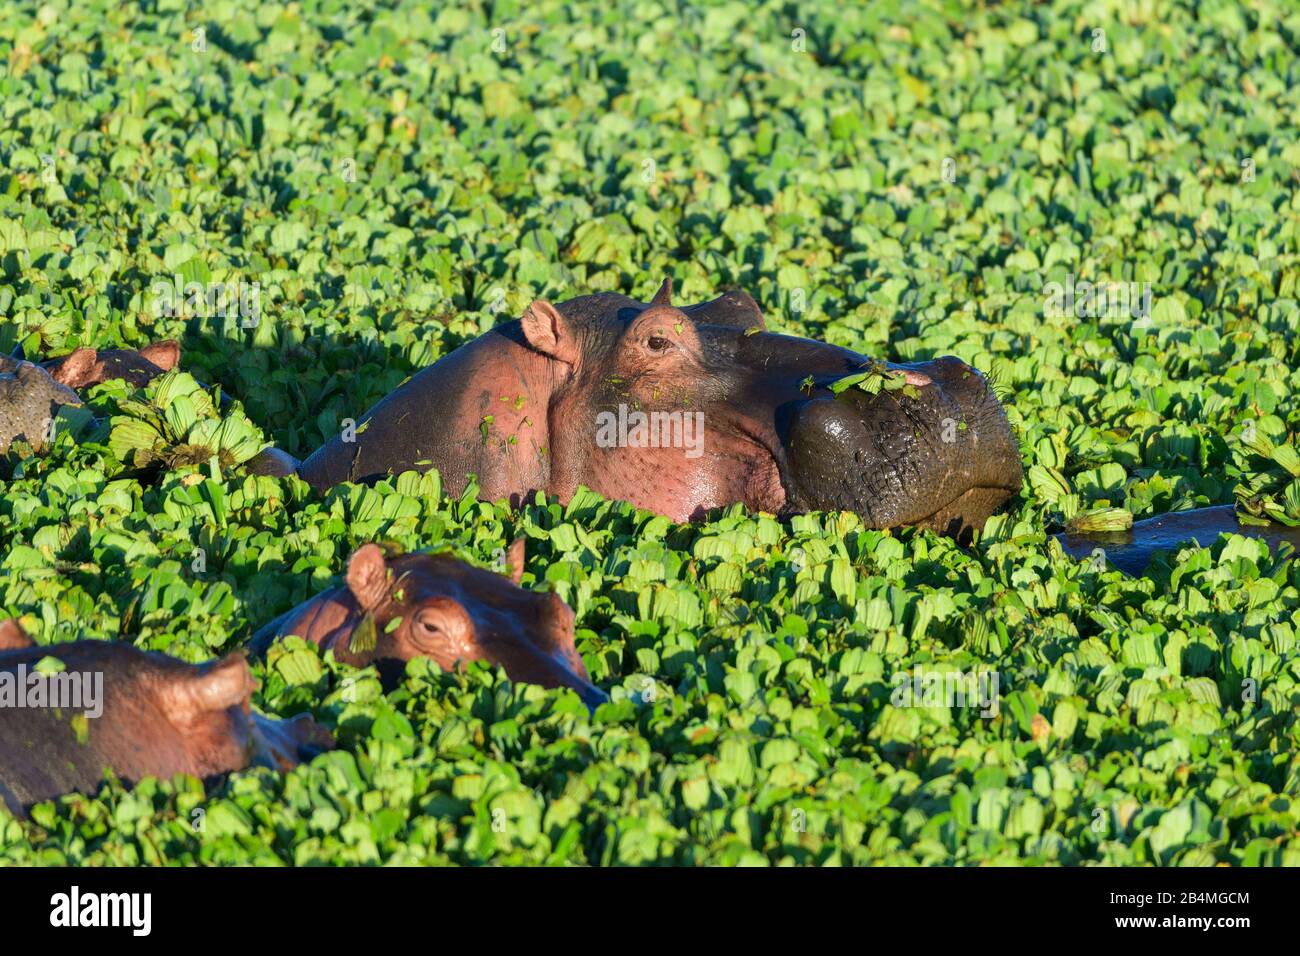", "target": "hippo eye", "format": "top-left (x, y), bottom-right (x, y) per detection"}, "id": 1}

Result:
top-left (646, 335), bottom-right (671, 352)
top-left (410, 613), bottom-right (445, 650)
